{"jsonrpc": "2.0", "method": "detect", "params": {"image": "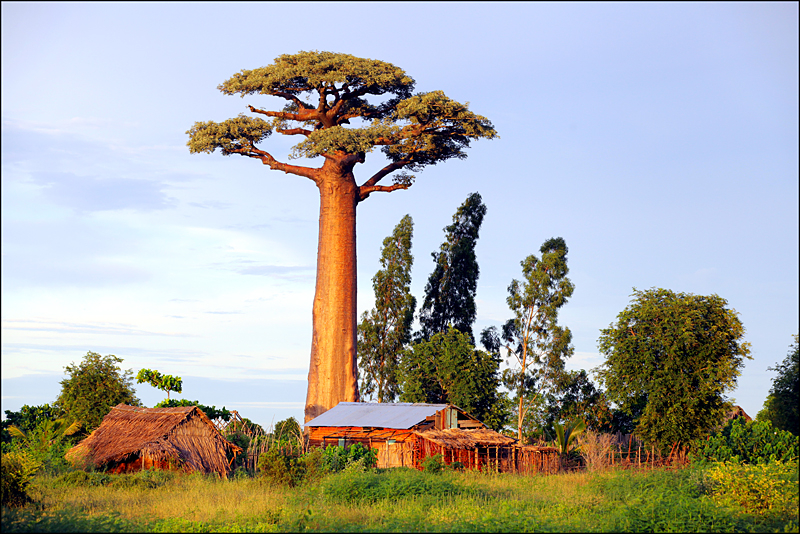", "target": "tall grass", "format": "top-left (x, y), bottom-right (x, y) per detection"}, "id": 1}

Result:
top-left (2, 463), bottom-right (797, 533)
